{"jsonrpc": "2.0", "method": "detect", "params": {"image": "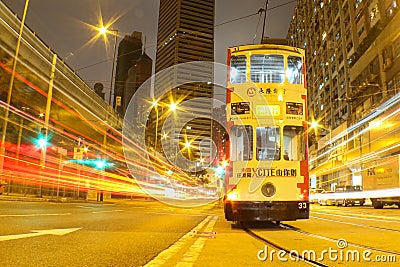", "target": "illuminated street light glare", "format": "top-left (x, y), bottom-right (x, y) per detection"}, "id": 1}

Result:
top-left (184, 141), bottom-right (191, 149)
top-left (310, 120), bottom-right (319, 130)
top-left (170, 102), bottom-right (177, 111)
top-left (221, 160), bottom-right (228, 168)
top-left (99, 26), bottom-right (107, 35)
top-left (161, 133), bottom-right (168, 139)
